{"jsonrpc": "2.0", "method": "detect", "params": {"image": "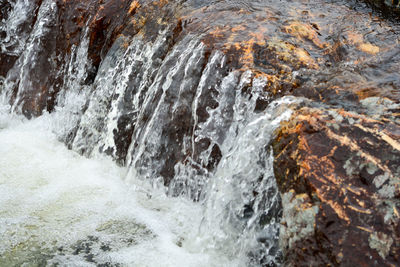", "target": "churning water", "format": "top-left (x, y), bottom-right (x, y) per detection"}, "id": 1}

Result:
top-left (0, 1), bottom-right (304, 265)
top-left (0, 105), bottom-right (243, 266)
top-left (7, 0), bottom-right (397, 265)
top-left (0, 95), bottom-right (295, 266)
